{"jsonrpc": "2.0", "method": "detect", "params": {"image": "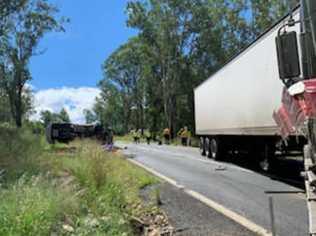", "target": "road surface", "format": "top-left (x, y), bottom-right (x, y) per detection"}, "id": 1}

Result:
top-left (118, 142), bottom-right (308, 236)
